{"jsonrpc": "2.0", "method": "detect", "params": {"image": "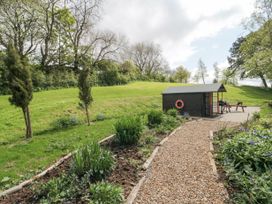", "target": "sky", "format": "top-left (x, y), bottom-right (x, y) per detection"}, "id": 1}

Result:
top-left (97, 0), bottom-right (261, 85)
